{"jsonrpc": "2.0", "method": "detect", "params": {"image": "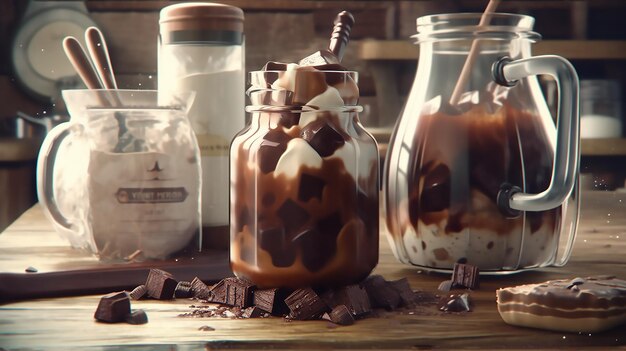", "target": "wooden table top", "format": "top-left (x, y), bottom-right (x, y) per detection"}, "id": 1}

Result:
top-left (1, 191), bottom-right (625, 350)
